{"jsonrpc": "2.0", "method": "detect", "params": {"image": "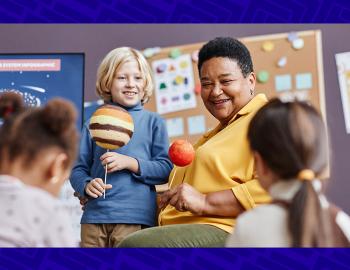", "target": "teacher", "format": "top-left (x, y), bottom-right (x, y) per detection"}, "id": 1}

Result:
top-left (119, 37), bottom-right (271, 247)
